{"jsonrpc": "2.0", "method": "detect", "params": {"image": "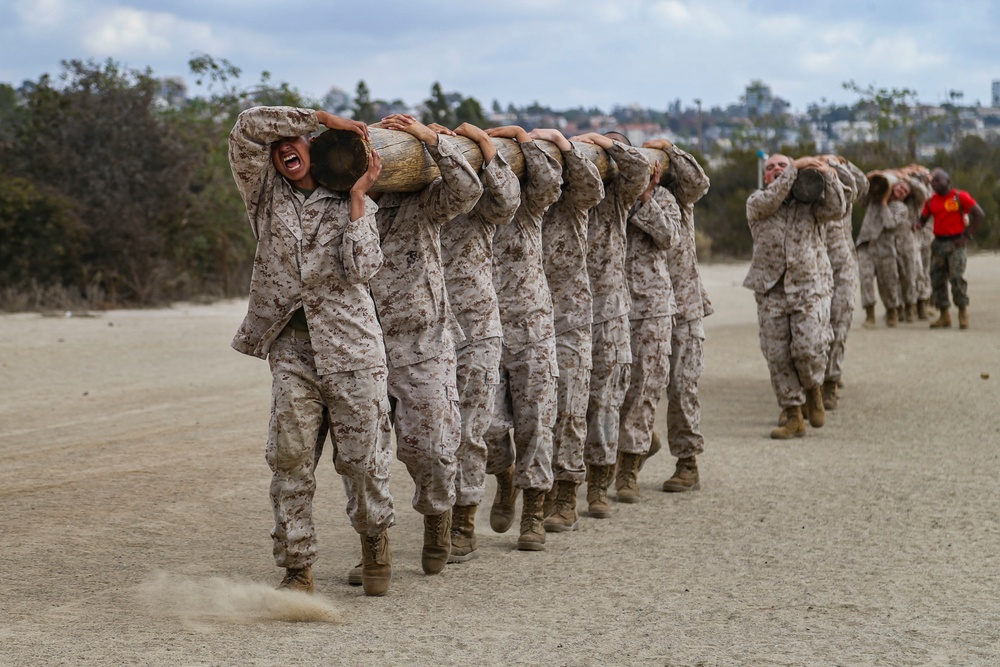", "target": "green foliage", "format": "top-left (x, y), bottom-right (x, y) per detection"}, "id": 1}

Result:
top-left (422, 82), bottom-right (455, 127)
top-left (353, 80), bottom-right (377, 123)
top-left (455, 96), bottom-right (490, 128)
top-left (697, 149), bottom-right (759, 257)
